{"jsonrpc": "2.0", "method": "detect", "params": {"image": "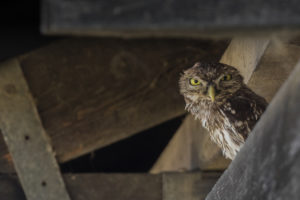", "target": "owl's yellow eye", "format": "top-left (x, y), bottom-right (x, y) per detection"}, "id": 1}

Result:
top-left (189, 78), bottom-right (201, 86)
top-left (221, 74), bottom-right (232, 81)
